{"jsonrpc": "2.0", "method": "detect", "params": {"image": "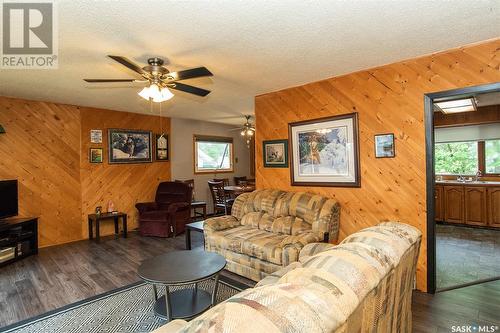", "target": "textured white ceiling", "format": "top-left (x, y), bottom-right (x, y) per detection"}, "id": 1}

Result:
top-left (1, 0), bottom-right (499, 125)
